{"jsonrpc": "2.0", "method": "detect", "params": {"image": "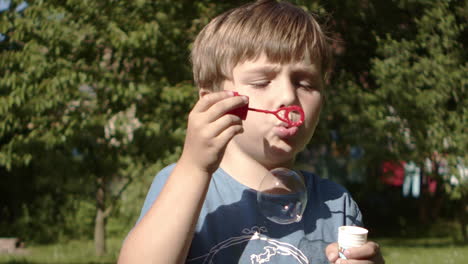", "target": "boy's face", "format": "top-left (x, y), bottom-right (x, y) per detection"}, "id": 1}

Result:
top-left (223, 54), bottom-right (324, 168)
